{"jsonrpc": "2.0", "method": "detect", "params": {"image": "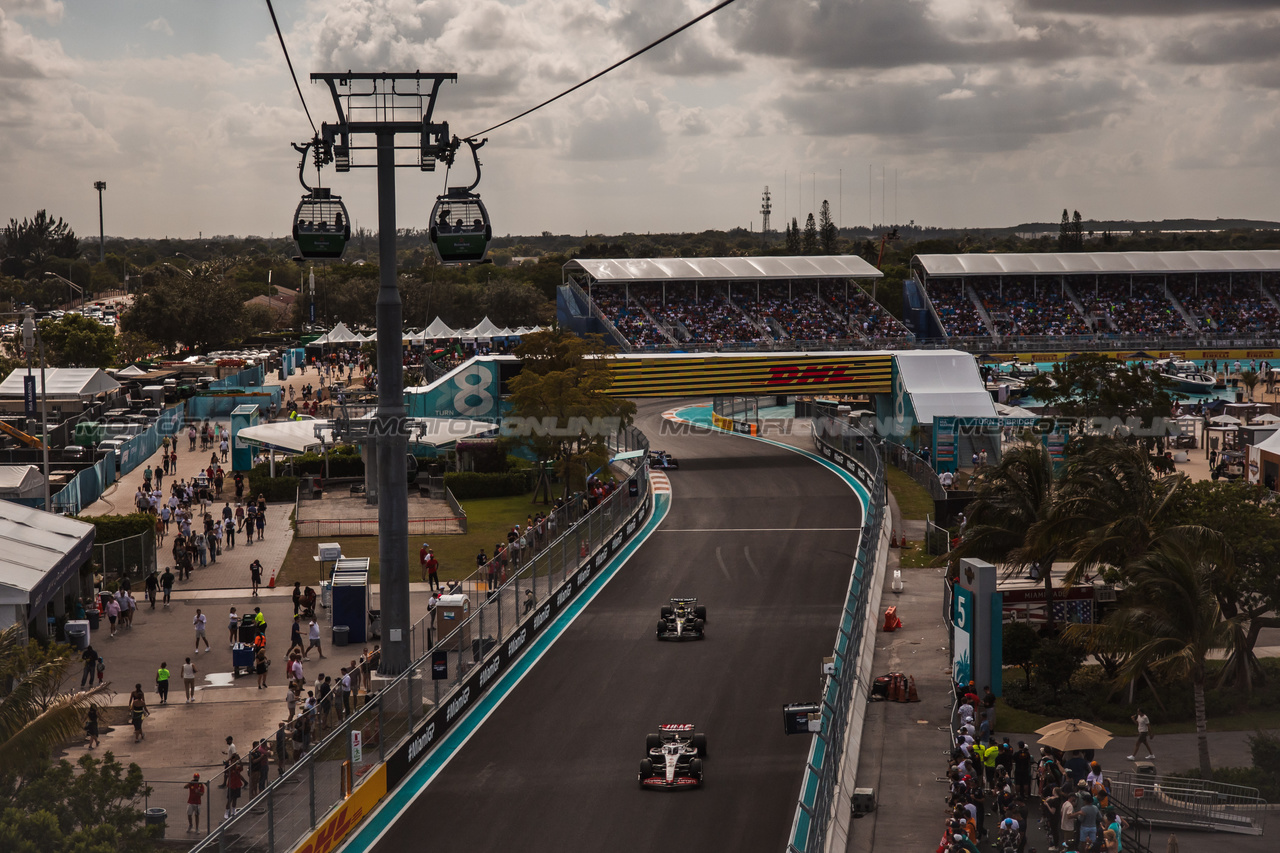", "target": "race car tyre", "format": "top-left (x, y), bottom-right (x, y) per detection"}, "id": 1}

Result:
top-left (646, 734), bottom-right (662, 753)
top-left (692, 733), bottom-right (708, 758)
top-left (694, 606), bottom-right (707, 621)
top-left (639, 759), bottom-right (655, 780)
top-left (656, 620), bottom-right (666, 637)
top-left (693, 618), bottom-right (705, 635)
top-left (689, 758), bottom-right (704, 781)
top-left (660, 606), bottom-right (674, 619)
